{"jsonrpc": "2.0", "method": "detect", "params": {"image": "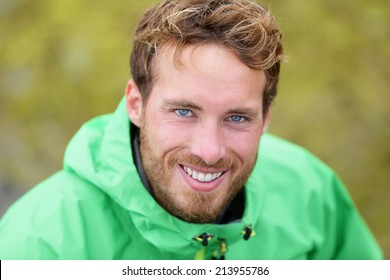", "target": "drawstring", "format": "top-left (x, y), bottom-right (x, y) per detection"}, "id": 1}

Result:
top-left (218, 238), bottom-right (228, 260)
top-left (193, 225), bottom-right (254, 259)
top-left (193, 233), bottom-right (214, 246)
top-left (242, 225), bottom-right (255, 240)
top-left (212, 238), bottom-right (228, 260)
top-left (193, 233), bottom-right (227, 260)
